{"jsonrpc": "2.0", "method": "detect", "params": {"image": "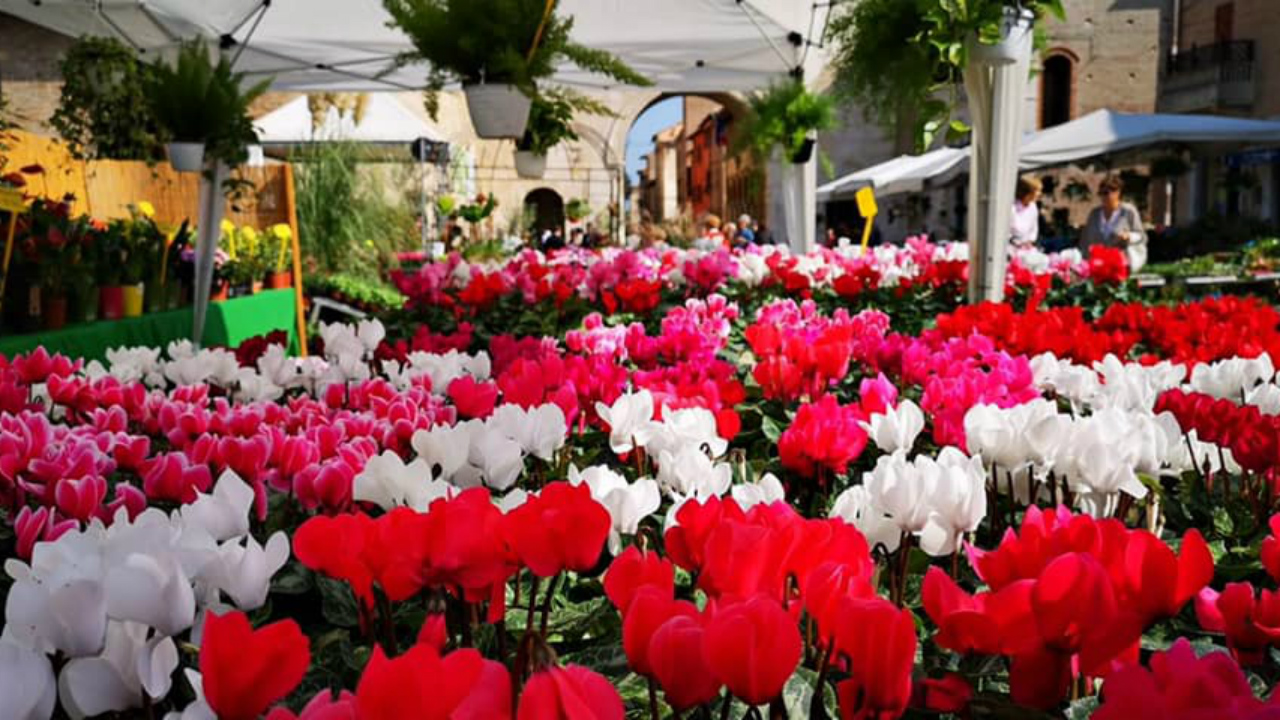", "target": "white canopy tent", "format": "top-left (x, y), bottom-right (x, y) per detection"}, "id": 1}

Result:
top-left (0, 0), bottom-right (830, 92)
top-left (2, 0), bottom-right (832, 344)
top-left (820, 110), bottom-right (1280, 201)
top-left (254, 94), bottom-right (444, 145)
top-left (1018, 109), bottom-right (1280, 168)
top-left (817, 148), bottom-right (968, 201)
